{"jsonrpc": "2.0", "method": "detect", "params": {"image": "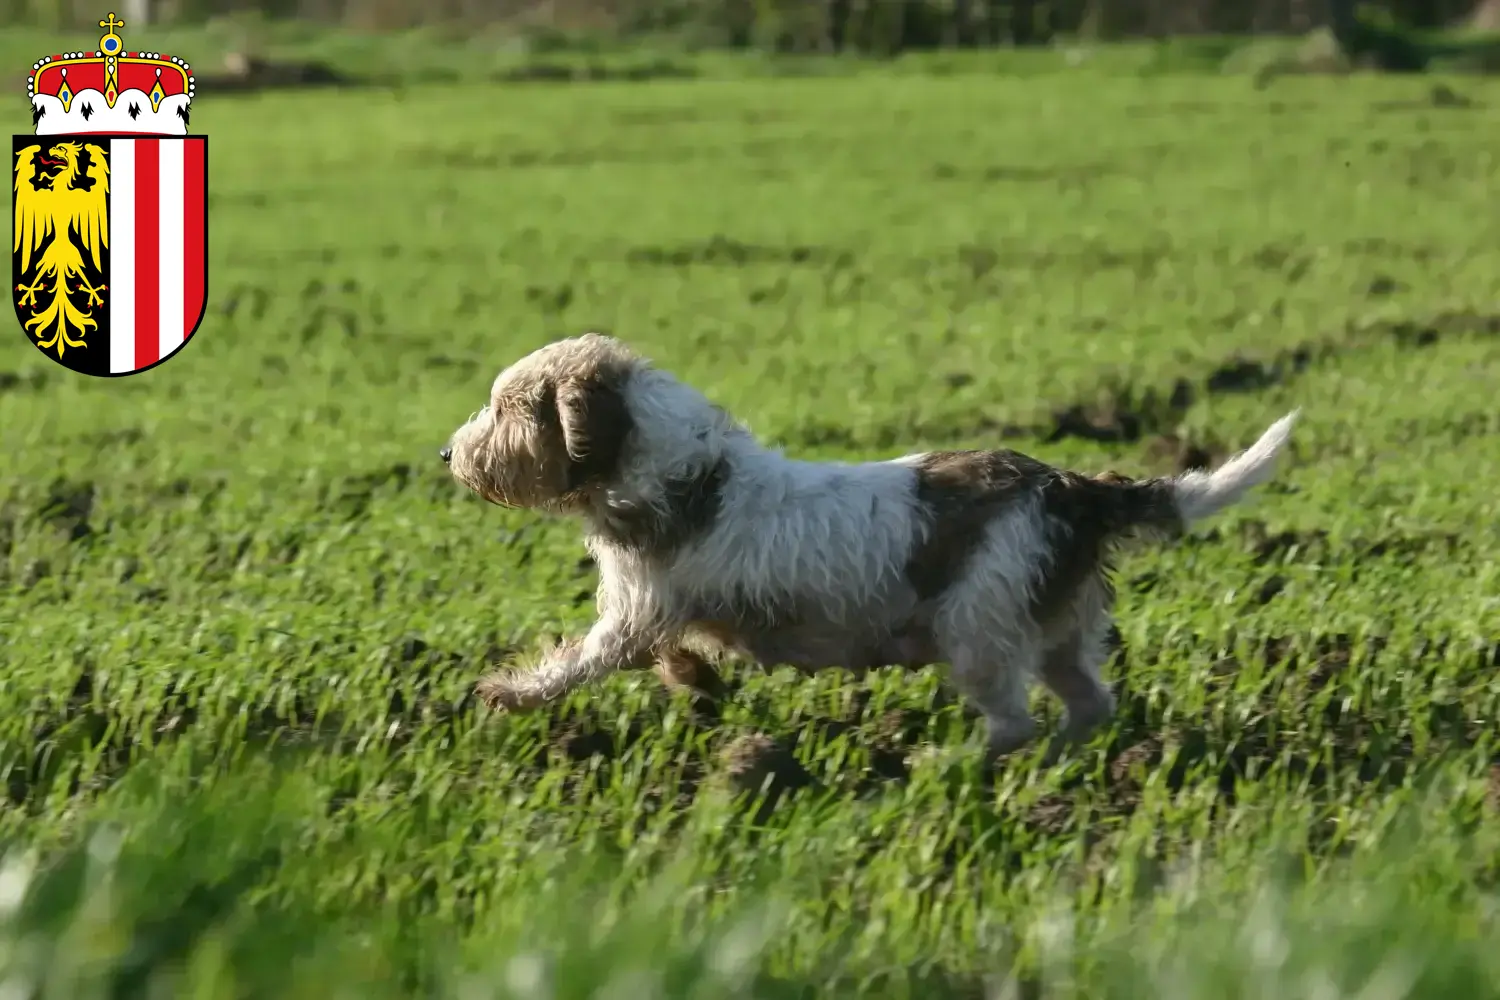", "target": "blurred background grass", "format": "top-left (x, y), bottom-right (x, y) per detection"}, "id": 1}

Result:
top-left (3, 0), bottom-right (1500, 83)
